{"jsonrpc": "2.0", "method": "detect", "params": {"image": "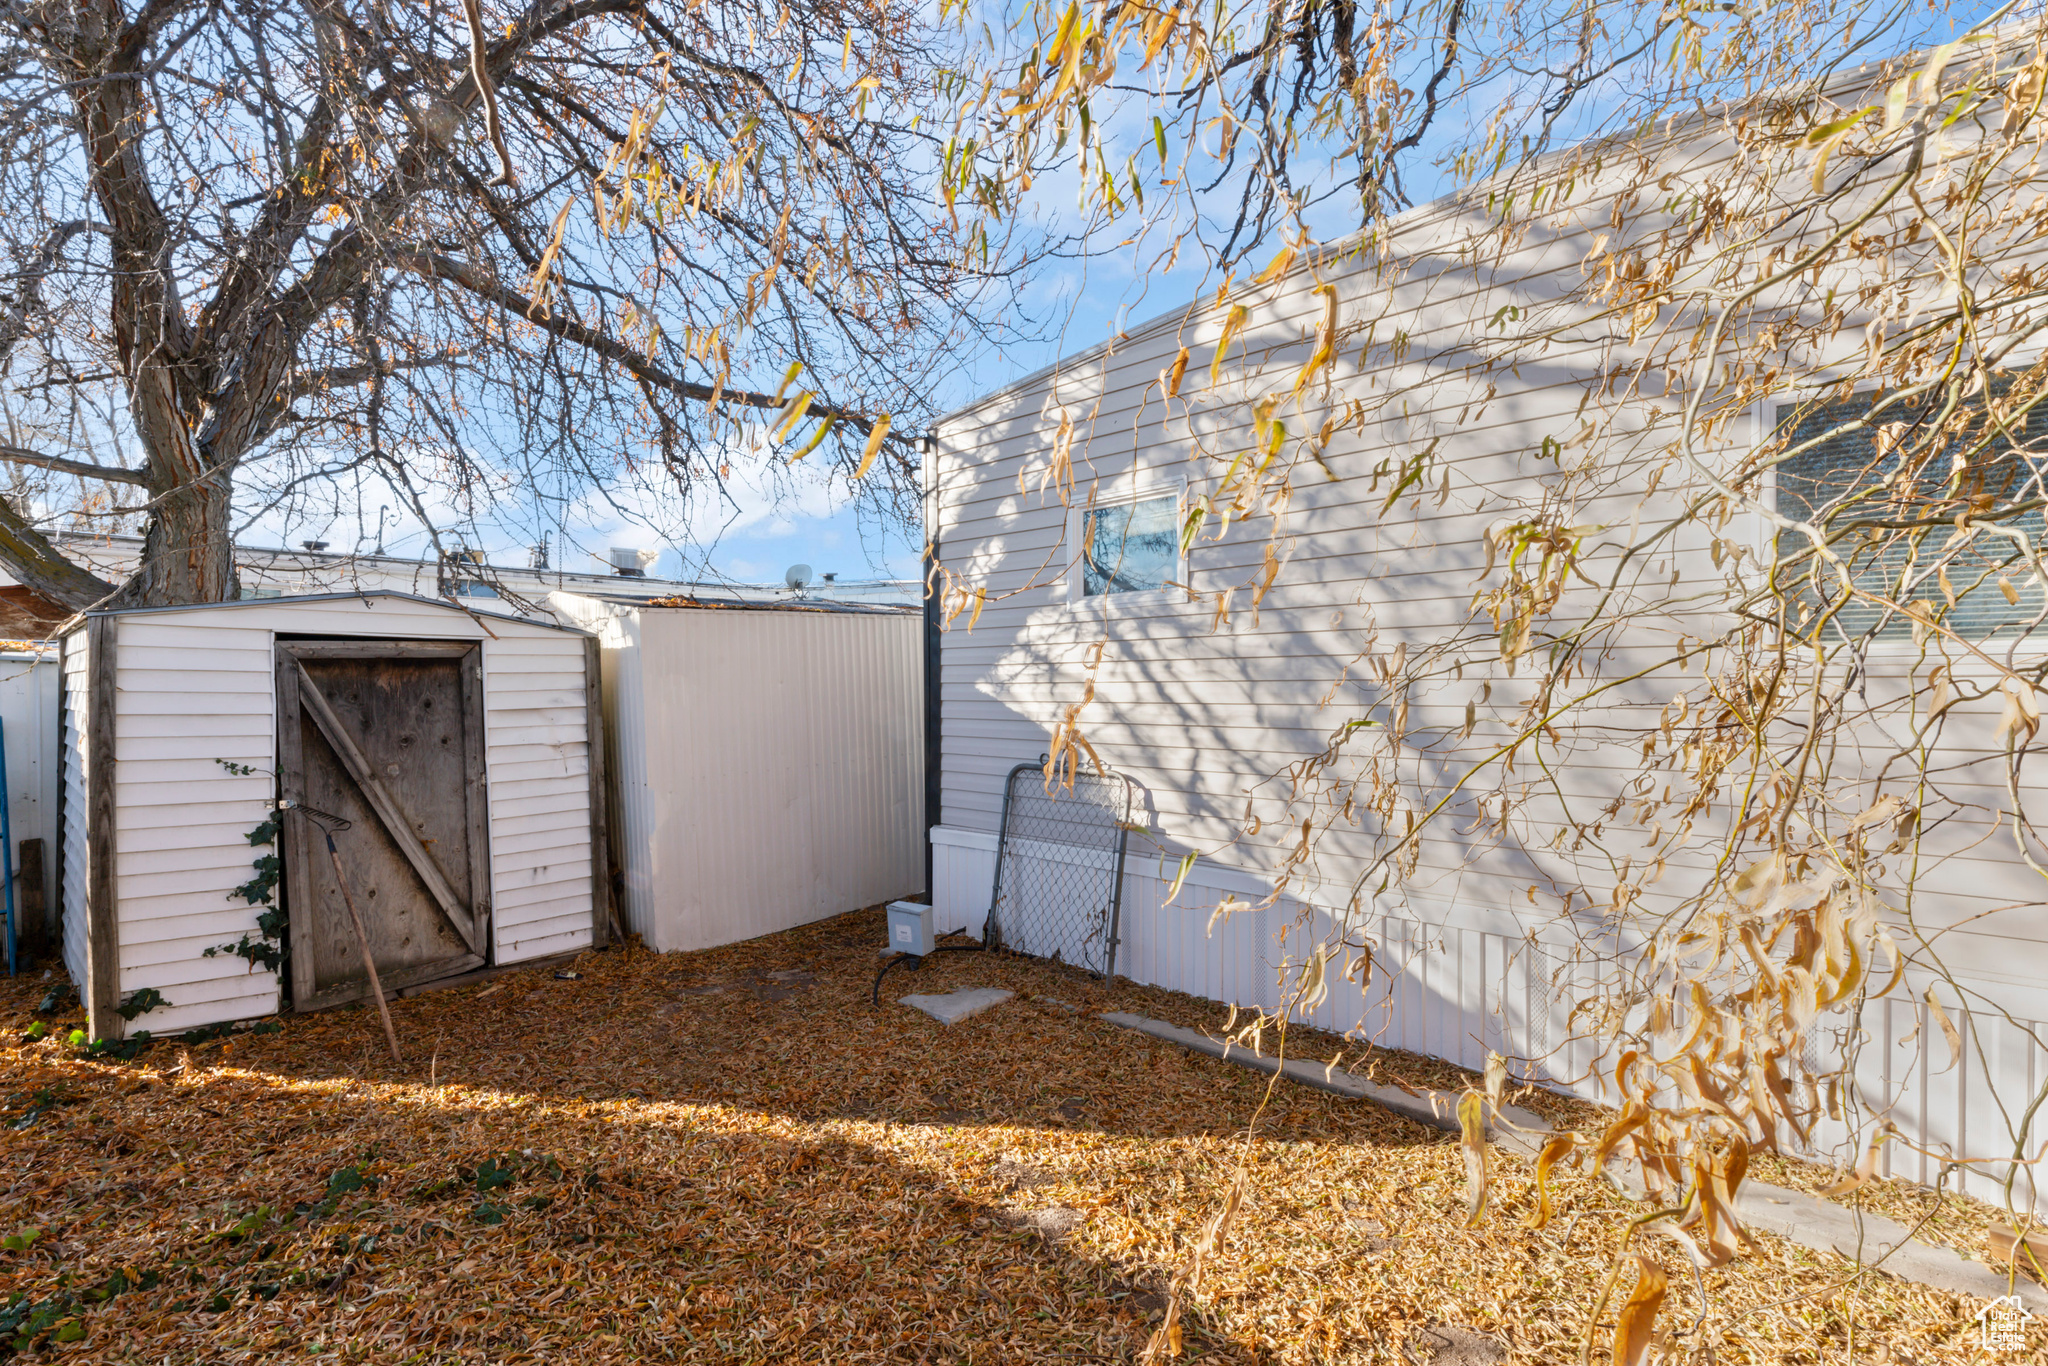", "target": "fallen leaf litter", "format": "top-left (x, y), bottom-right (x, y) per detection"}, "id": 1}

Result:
top-left (0, 905), bottom-right (2036, 1363)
